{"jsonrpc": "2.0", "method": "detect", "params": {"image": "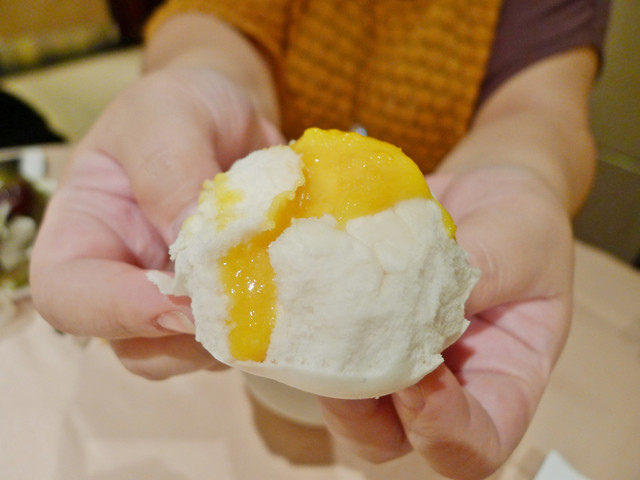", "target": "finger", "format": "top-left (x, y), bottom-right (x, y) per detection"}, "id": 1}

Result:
top-left (392, 365), bottom-right (515, 479)
top-left (84, 69), bottom-right (284, 242)
top-left (110, 334), bottom-right (226, 380)
top-left (317, 396), bottom-right (411, 463)
top-left (30, 174), bottom-right (194, 339)
top-left (32, 257), bottom-right (193, 339)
